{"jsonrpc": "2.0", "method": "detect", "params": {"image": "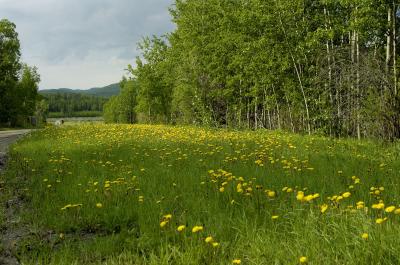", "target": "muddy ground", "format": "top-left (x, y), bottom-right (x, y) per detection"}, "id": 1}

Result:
top-left (0, 130), bottom-right (31, 265)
